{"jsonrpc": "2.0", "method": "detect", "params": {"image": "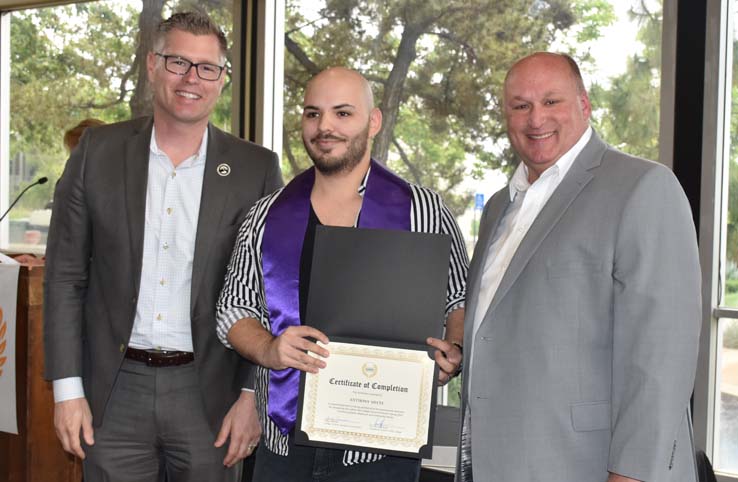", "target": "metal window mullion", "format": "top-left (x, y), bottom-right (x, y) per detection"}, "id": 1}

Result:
top-left (714, 307), bottom-right (738, 318)
top-left (694, 0), bottom-right (733, 462)
top-left (0, 12), bottom-right (10, 248)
